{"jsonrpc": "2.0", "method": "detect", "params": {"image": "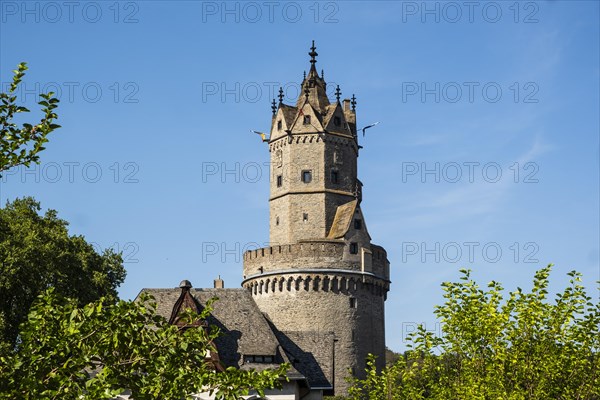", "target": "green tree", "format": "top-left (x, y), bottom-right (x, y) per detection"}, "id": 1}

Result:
top-left (1, 62), bottom-right (60, 174)
top-left (385, 346), bottom-right (402, 365)
top-left (0, 290), bottom-right (288, 399)
top-left (348, 265), bottom-right (600, 399)
top-left (0, 197), bottom-right (126, 350)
